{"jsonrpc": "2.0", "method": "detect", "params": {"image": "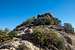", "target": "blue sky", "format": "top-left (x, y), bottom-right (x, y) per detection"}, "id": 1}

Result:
top-left (0, 0), bottom-right (75, 30)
